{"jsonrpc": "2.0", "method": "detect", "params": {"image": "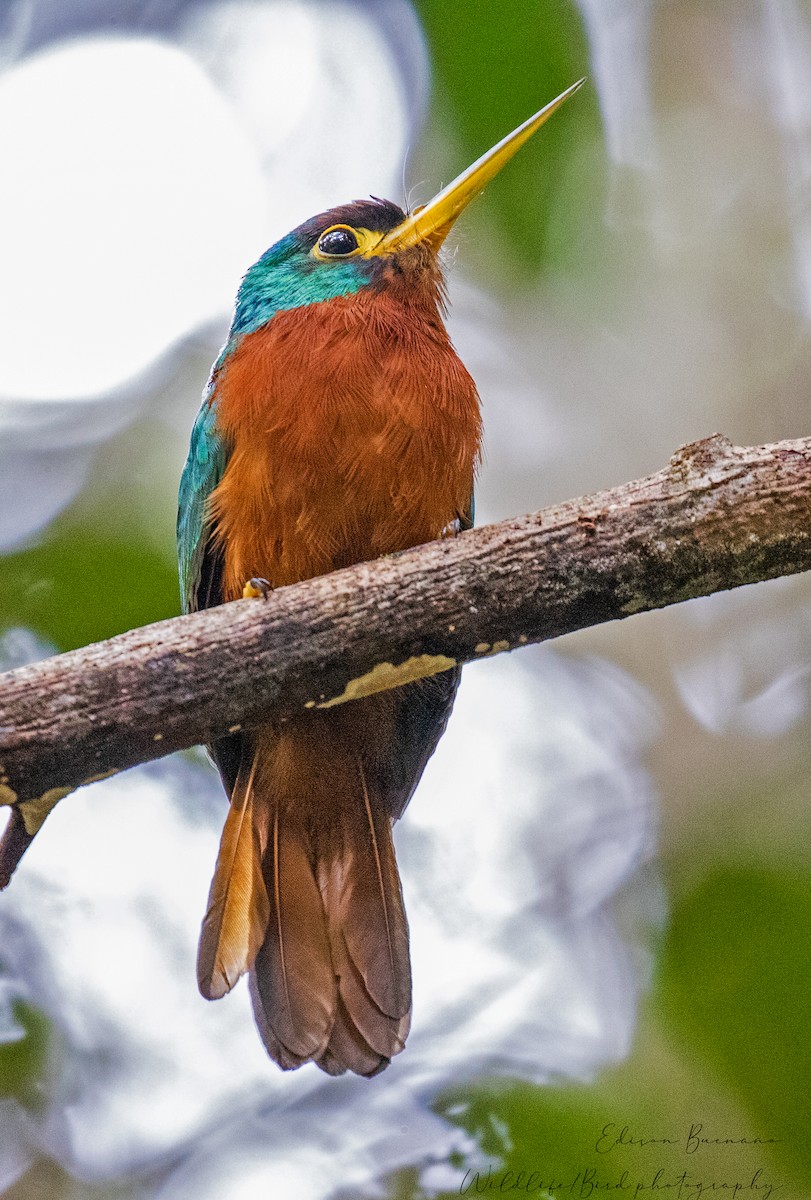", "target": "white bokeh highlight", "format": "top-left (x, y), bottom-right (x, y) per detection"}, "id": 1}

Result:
top-left (674, 588), bottom-right (811, 738)
top-left (0, 38), bottom-right (265, 400)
